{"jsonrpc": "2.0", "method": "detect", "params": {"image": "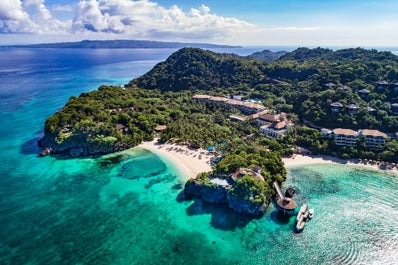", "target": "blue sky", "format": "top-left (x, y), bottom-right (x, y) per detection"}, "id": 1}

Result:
top-left (1, 0), bottom-right (398, 46)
